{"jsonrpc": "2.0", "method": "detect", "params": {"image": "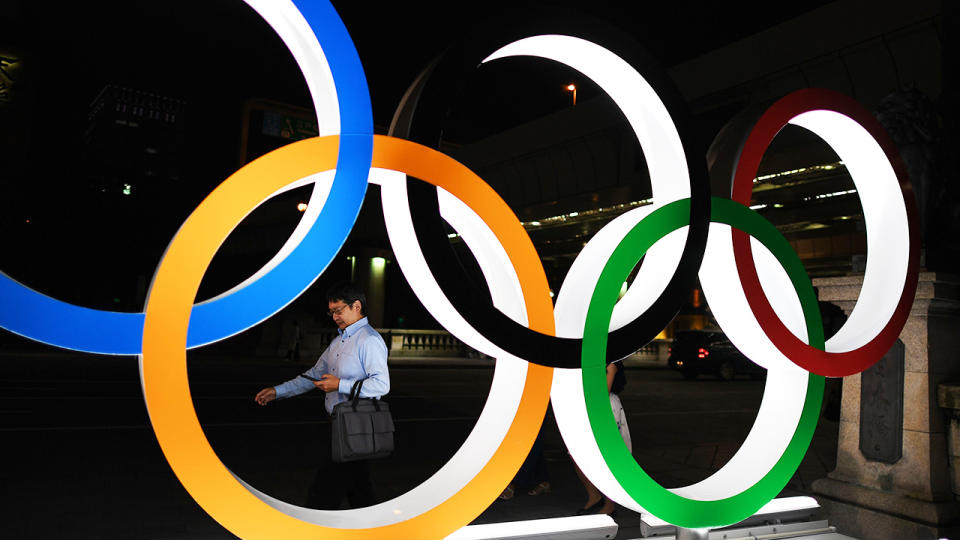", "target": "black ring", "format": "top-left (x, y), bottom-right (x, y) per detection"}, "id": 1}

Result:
top-left (388, 6), bottom-right (711, 368)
